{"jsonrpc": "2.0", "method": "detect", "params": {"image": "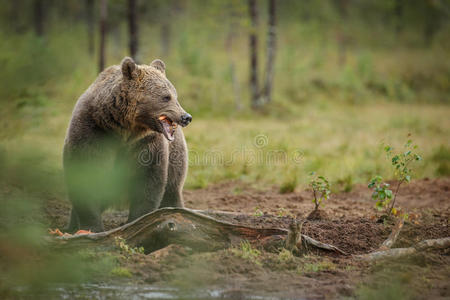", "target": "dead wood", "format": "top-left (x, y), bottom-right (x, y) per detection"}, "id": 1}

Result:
top-left (52, 207), bottom-right (346, 255)
top-left (285, 220), bottom-right (303, 252)
top-left (357, 237), bottom-right (450, 261)
top-left (378, 217), bottom-right (405, 251)
top-left (301, 235), bottom-right (348, 255)
top-left (415, 237), bottom-right (450, 250)
top-left (357, 216), bottom-right (449, 261)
